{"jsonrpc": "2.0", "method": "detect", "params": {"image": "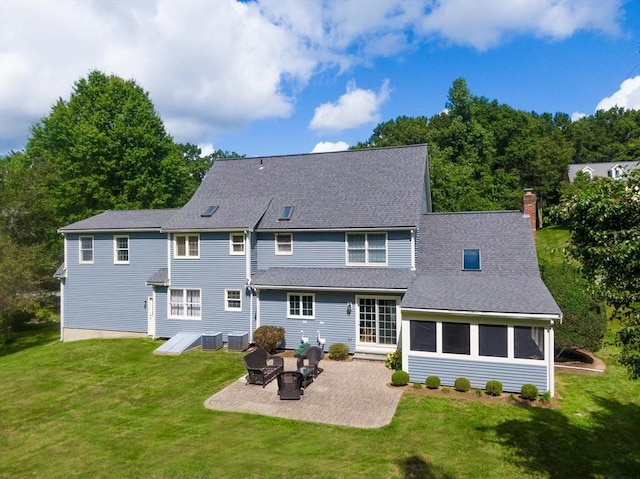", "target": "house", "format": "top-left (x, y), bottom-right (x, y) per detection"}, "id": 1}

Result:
top-left (568, 161), bottom-right (639, 182)
top-left (56, 144), bottom-right (562, 394)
